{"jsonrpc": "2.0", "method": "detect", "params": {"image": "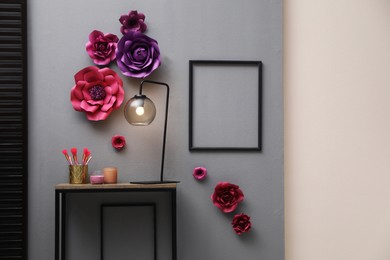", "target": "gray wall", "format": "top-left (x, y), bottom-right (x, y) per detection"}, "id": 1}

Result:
top-left (28, 0), bottom-right (283, 259)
